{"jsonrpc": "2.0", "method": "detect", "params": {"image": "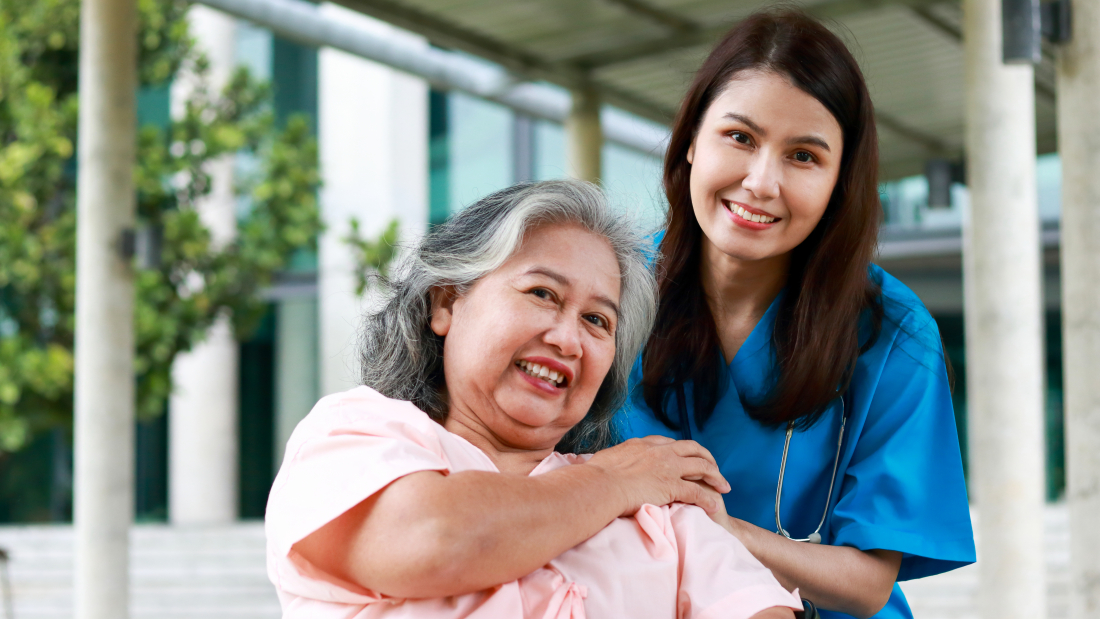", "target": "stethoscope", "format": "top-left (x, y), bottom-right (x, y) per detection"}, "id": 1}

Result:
top-left (678, 392), bottom-right (849, 545)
